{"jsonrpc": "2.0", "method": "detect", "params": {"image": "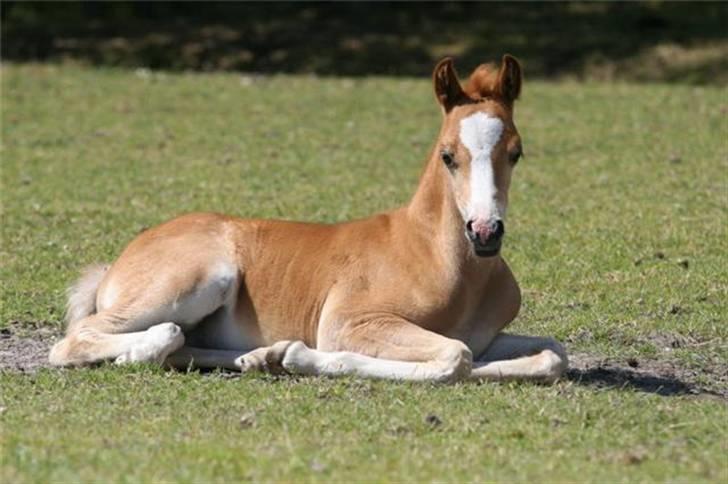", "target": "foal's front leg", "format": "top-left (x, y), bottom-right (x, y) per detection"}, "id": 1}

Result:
top-left (470, 333), bottom-right (568, 383)
top-left (237, 315), bottom-right (473, 382)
